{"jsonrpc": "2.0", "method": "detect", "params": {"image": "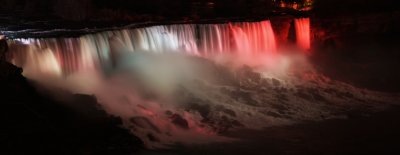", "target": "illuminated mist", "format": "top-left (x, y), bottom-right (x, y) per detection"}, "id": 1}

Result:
top-left (6, 18), bottom-right (397, 148)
